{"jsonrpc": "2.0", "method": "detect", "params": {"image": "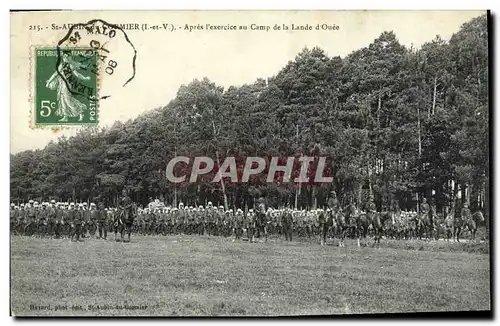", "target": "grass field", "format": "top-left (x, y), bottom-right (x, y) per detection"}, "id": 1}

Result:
top-left (11, 235), bottom-right (491, 316)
